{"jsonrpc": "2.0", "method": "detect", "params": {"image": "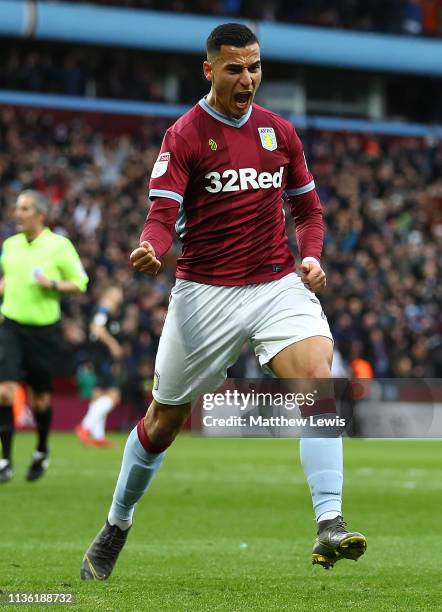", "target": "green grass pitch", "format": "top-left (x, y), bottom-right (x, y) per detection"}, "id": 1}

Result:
top-left (1, 433), bottom-right (442, 611)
